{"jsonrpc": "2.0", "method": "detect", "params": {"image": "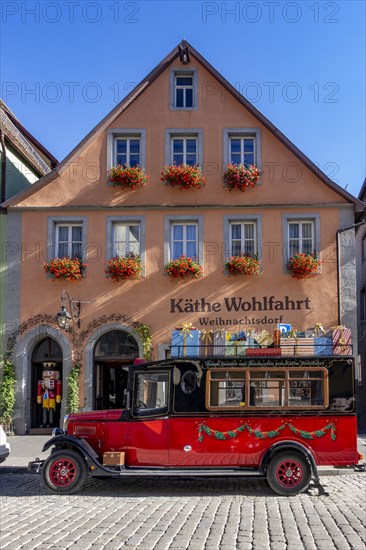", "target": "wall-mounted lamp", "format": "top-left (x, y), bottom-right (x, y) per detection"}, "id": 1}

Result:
top-left (56, 290), bottom-right (82, 330)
